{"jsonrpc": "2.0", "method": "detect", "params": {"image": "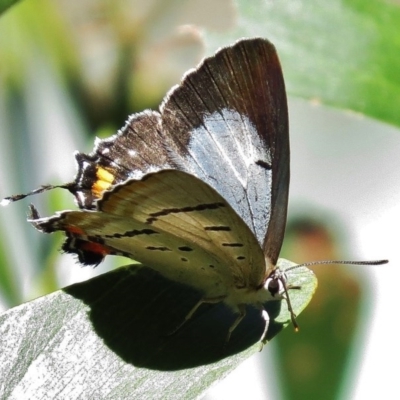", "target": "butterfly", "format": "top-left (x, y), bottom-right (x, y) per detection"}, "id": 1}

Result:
top-left (1, 38), bottom-right (386, 345)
